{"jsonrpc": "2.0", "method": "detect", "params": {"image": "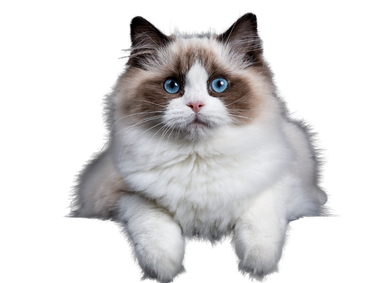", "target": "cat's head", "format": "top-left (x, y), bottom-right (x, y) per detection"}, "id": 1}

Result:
top-left (111, 13), bottom-right (280, 142)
